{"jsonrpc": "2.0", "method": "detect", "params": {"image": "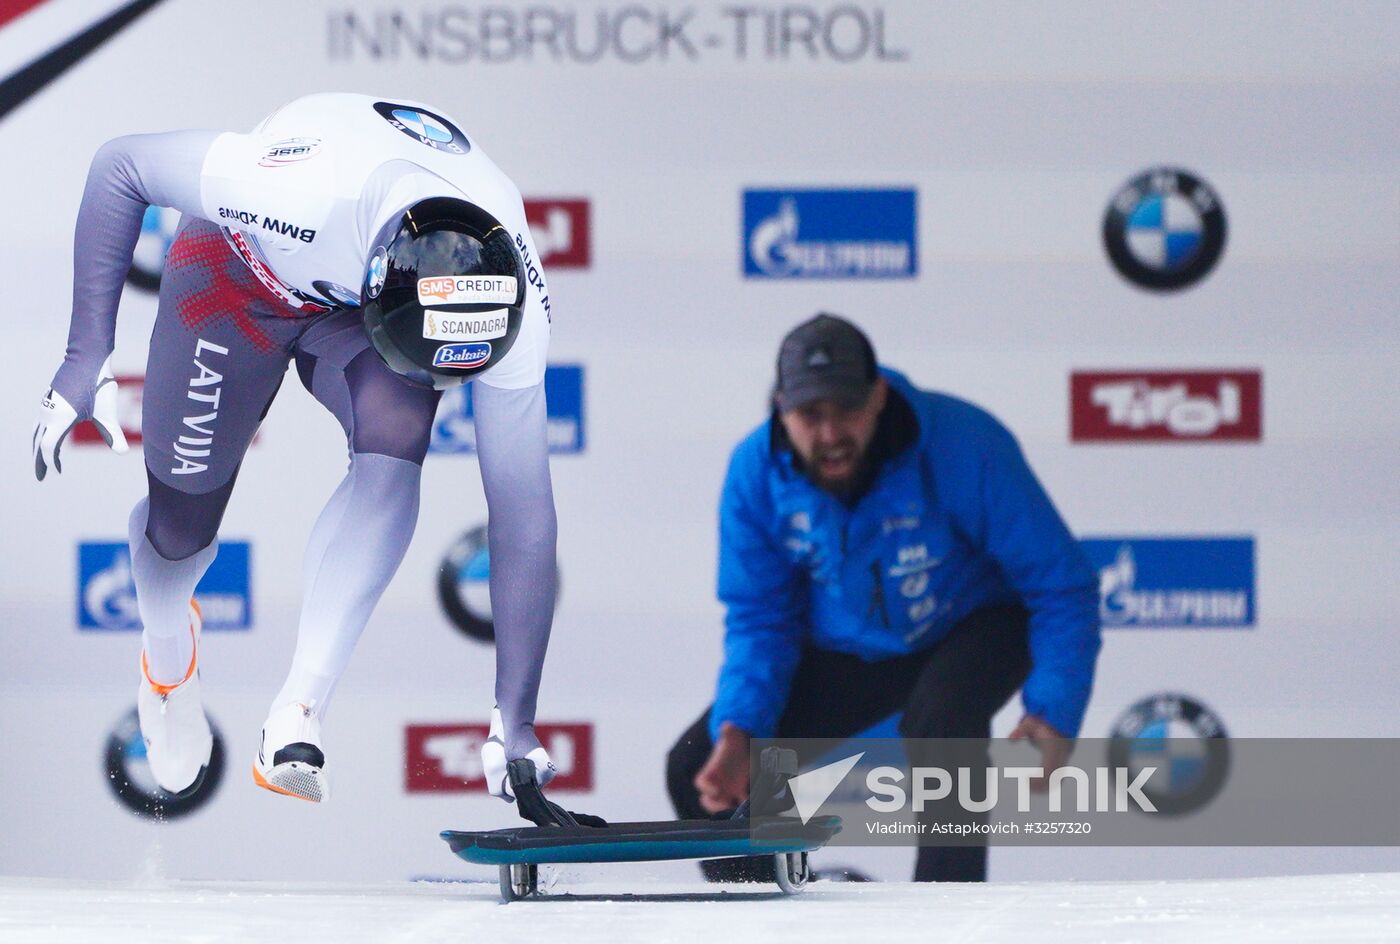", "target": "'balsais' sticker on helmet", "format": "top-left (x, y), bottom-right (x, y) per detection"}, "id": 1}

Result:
top-left (423, 309), bottom-right (510, 342)
top-left (432, 342), bottom-right (492, 369)
top-left (417, 275), bottom-right (517, 307)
